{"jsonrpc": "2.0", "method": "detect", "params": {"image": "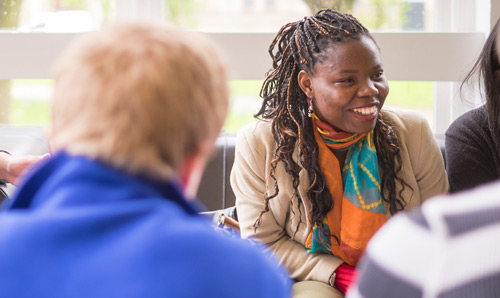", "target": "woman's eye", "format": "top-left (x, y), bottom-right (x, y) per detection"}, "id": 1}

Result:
top-left (374, 71), bottom-right (384, 78)
top-left (338, 78), bottom-right (354, 83)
